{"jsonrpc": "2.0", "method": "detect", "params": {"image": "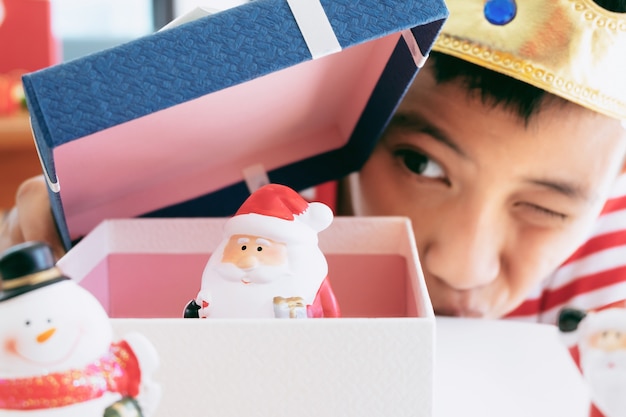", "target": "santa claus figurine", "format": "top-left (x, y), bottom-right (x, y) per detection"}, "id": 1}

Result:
top-left (184, 183), bottom-right (340, 319)
top-left (0, 241), bottom-right (161, 417)
top-left (559, 307), bottom-right (626, 417)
